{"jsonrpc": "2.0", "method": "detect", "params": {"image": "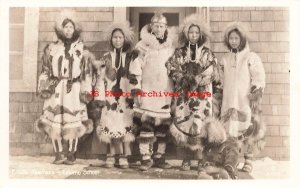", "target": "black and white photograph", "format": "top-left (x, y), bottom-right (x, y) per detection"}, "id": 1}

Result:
top-left (1, 0), bottom-right (300, 187)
